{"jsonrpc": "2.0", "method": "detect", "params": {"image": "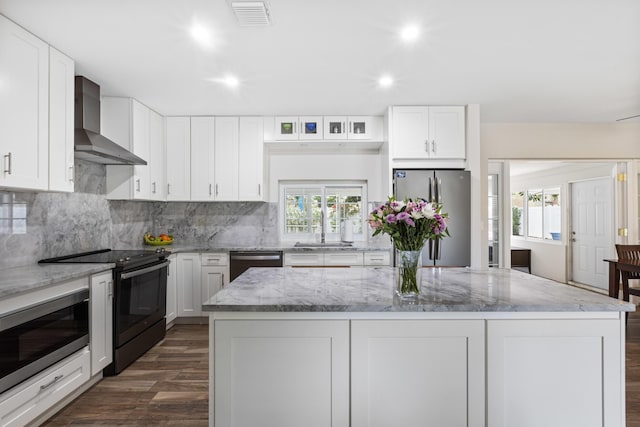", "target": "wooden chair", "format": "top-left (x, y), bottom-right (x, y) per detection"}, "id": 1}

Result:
top-left (615, 244), bottom-right (640, 302)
